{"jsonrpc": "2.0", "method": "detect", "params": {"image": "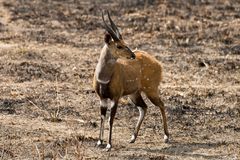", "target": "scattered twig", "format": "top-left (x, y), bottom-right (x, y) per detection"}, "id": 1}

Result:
top-left (0, 146), bottom-right (5, 160)
top-left (27, 99), bottom-right (48, 117)
top-left (35, 144), bottom-right (41, 160)
top-left (49, 76), bottom-right (61, 122)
